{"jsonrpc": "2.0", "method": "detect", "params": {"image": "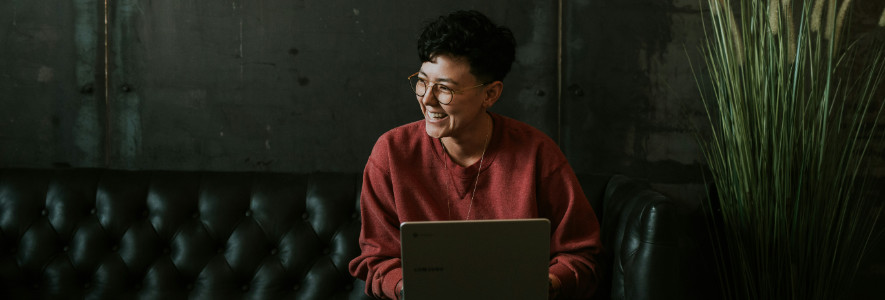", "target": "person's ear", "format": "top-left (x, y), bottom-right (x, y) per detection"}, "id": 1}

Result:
top-left (482, 81), bottom-right (503, 109)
